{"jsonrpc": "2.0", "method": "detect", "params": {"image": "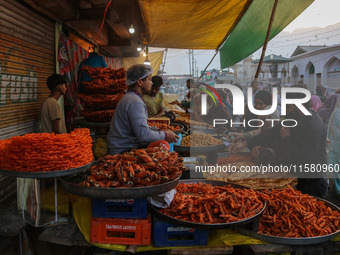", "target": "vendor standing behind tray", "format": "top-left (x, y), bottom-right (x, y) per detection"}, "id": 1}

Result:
top-left (143, 75), bottom-right (165, 117)
top-left (107, 64), bottom-right (178, 155)
top-left (230, 87), bottom-right (329, 198)
top-left (40, 74), bottom-right (67, 134)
